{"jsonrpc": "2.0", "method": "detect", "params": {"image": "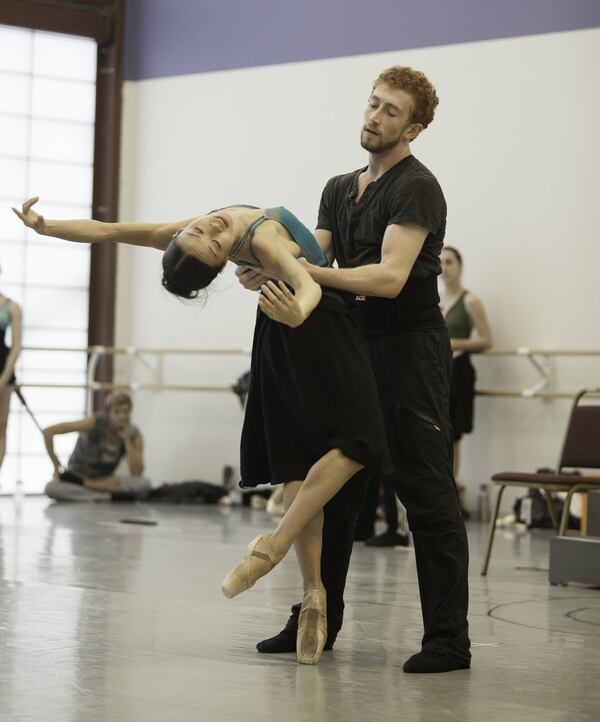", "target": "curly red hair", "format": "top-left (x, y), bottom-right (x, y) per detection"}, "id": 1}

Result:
top-left (374, 66), bottom-right (439, 129)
